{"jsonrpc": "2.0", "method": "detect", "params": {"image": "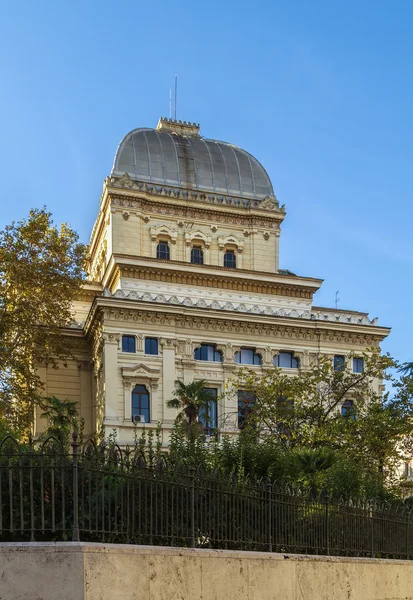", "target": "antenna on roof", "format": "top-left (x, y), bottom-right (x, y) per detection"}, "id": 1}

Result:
top-left (174, 74), bottom-right (178, 120)
top-left (335, 290), bottom-right (340, 309)
top-left (169, 89), bottom-right (172, 119)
